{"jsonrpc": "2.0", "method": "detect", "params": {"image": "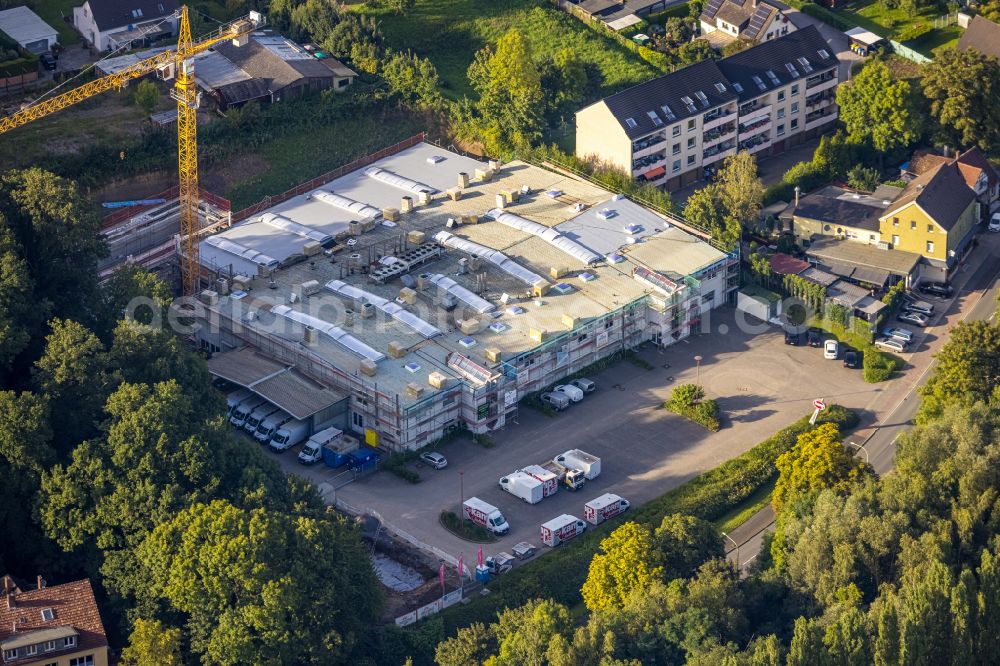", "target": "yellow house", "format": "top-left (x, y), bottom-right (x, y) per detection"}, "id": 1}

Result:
top-left (878, 162), bottom-right (978, 271)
